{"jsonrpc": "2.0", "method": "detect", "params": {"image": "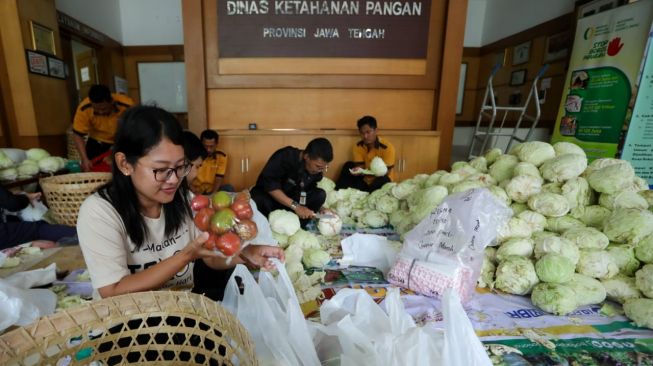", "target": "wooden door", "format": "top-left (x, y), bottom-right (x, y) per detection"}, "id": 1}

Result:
top-left (322, 135), bottom-right (358, 182)
top-left (76, 49), bottom-right (97, 100)
top-left (243, 135), bottom-right (285, 189)
top-left (396, 136), bottom-right (440, 180)
top-left (218, 136), bottom-right (246, 190)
